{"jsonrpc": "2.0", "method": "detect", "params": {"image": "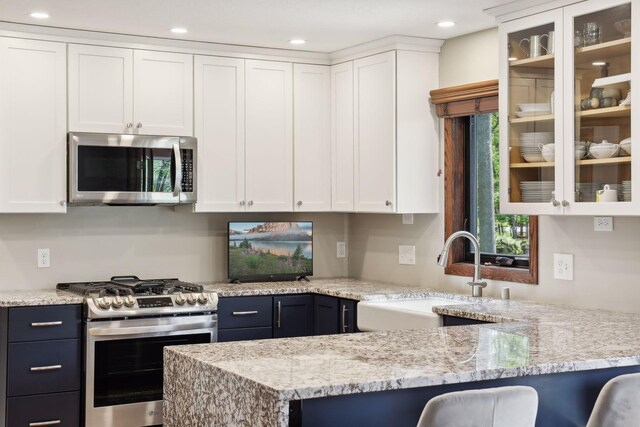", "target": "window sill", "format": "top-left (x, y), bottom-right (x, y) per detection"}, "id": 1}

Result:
top-left (445, 262), bottom-right (538, 285)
